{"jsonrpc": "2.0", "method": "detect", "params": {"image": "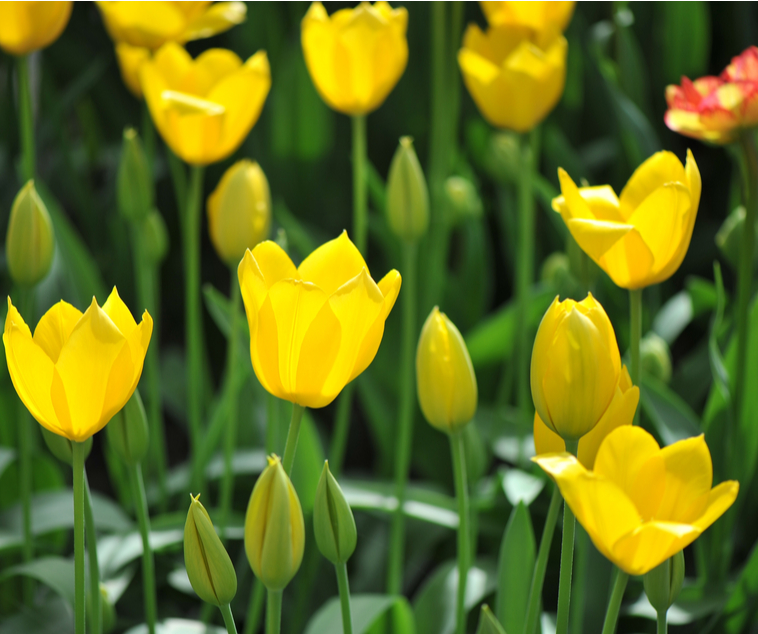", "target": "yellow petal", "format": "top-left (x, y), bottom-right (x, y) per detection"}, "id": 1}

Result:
top-left (574, 186), bottom-right (624, 222)
top-left (102, 287), bottom-right (138, 336)
top-left (530, 296), bottom-right (561, 430)
top-left (691, 480), bottom-right (739, 532)
top-left (0, 1), bottom-right (72, 55)
top-left (182, 1), bottom-right (247, 43)
top-left (611, 521), bottom-right (700, 576)
top-left (597, 226), bottom-right (655, 290)
top-left (32, 300), bottom-right (83, 363)
top-left (99, 1), bottom-right (186, 49)
top-left (618, 151), bottom-right (686, 221)
top-left (115, 43), bottom-right (150, 99)
top-left (566, 218), bottom-right (634, 262)
top-left (240, 241), bottom-right (298, 312)
top-left (655, 435), bottom-right (713, 523)
top-left (556, 168), bottom-right (596, 221)
top-left (185, 48), bottom-right (242, 96)
top-left (297, 231), bottom-right (367, 295)
top-left (152, 41), bottom-right (194, 90)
